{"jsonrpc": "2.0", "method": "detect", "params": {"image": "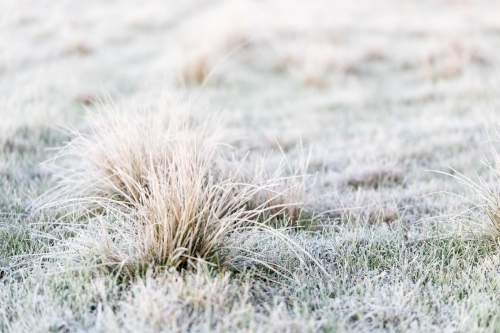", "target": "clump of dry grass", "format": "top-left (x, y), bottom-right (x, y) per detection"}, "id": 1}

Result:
top-left (177, 54), bottom-right (210, 86)
top-left (36, 103), bottom-right (319, 277)
top-left (438, 135), bottom-right (500, 238)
